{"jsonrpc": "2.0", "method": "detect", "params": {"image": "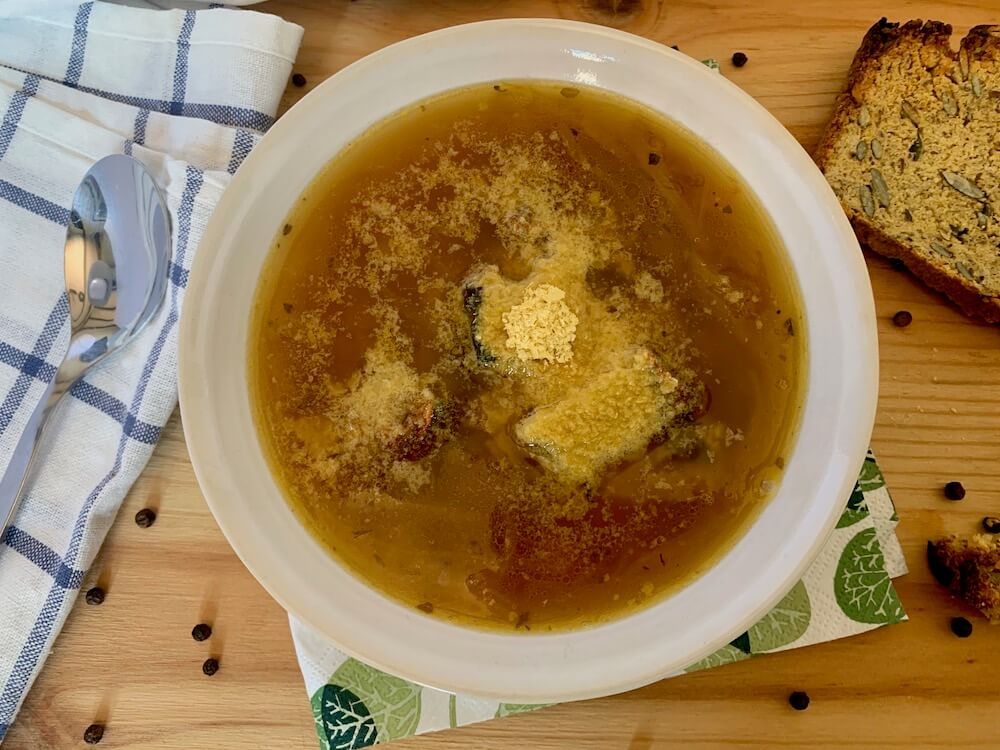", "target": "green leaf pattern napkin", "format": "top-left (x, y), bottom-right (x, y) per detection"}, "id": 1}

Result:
top-left (292, 450), bottom-right (907, 749)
